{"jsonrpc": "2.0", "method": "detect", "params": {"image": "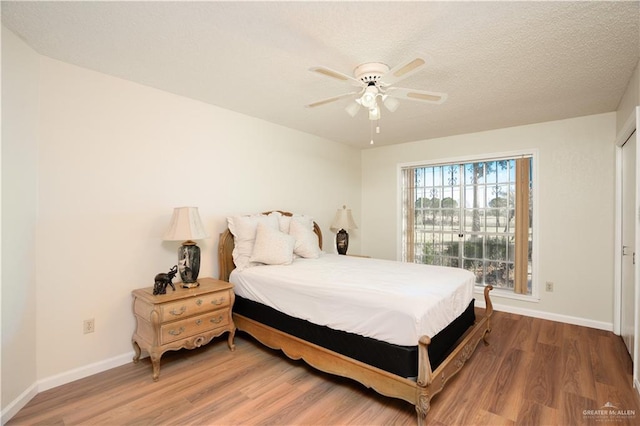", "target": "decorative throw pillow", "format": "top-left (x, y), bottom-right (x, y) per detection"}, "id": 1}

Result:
top-left (277, 214), bottom-right (291, 233)
top-left (250, 222), bottom-right (295, 265)
top-left (290, 219), bottom-right (321, 258)
top-left (227, 213), bottom-right (279, 270)
top-left (292, 214), bottom-right (314, 230)
top-left (278, 213), bottom-right (314, 234)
